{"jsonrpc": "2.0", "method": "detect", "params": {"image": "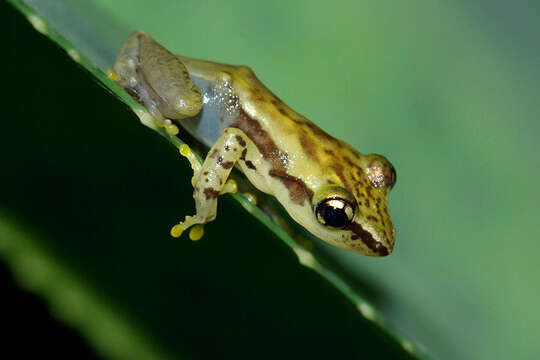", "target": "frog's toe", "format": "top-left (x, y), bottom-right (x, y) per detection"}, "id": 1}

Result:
top-left (220, 179), bottom-right (238, 195)
top-left (188, 224), bottom-right (205, 241)
top-left (170, 223), bottom-right (185, 238)
top-left (163, 120), bottom-right (179, 135)
top-left (178, 144), bottom-right (202, 179)
top-left (170, 215), bottom-right (195, 238)
top-left (170, 215), bottom-right (206, 240)
top-left (242, 192), bottom-right (258, 205)
top-left (105, 68), bottom-right (119, 82)
top-left (153, 118), bottom-right (180, 136)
